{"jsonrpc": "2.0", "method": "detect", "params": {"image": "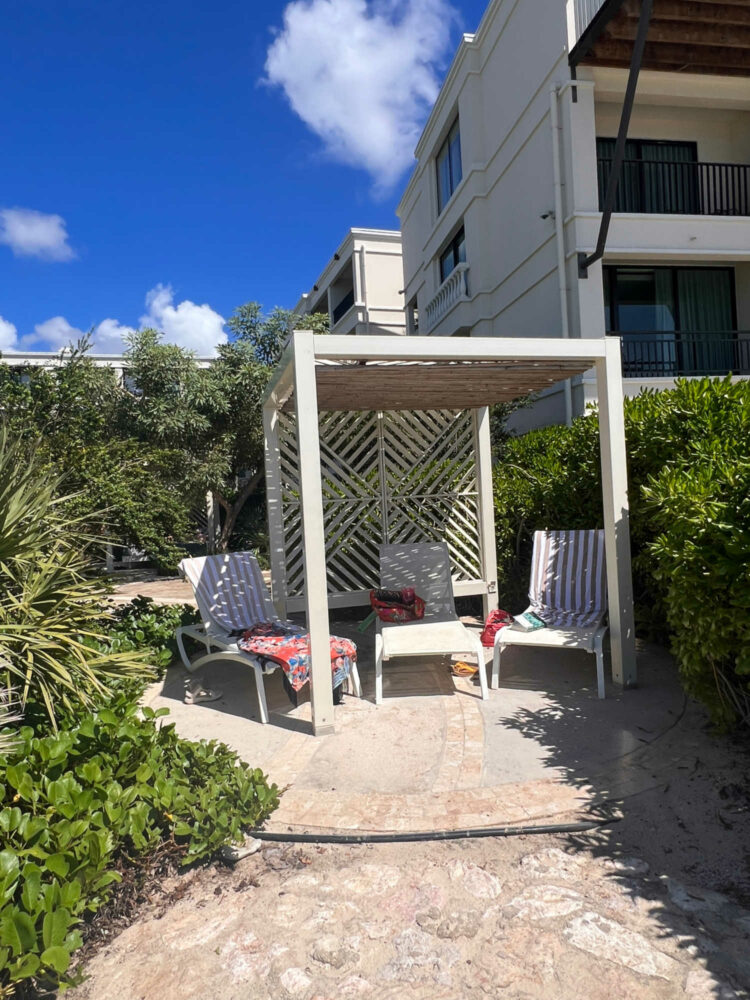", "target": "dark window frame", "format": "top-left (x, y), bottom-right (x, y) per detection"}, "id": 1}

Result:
top-left (436, 118), bottom-right (463, 214)
top-left (439, 226), bottom-right (466, 284)
top-left (604, 264), bottom-right (737, 335)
